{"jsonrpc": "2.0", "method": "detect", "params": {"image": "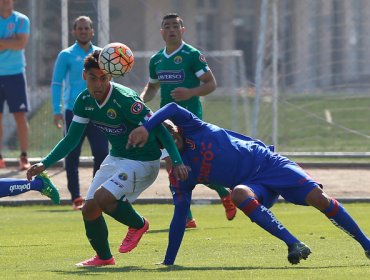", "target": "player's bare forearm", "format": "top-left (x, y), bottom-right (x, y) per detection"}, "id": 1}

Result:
top-left (194, 70), bottom-right (217, 96)
top-left (140, 82), bottom-right (159, 102)
top-left (171, 83), bottom-right (214, 101)
top-left (0, 34), bottom-right (29, 50)
top-left (170, 71), bottom-right (216, 101)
